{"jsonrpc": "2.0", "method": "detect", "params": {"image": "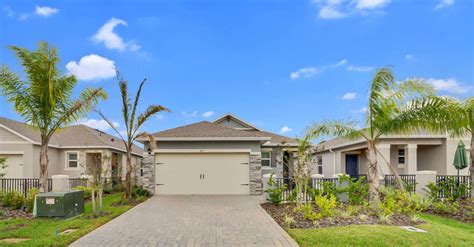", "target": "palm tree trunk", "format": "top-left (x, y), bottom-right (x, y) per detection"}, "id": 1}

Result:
top-left (366, 140), bottom-right (380, 206)
top-left (125, 150), bottom-right (132, 199)
top-left (470, 132), bottom-right (473, 197)
top-left (39, 136), bottom-right (49, 192)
